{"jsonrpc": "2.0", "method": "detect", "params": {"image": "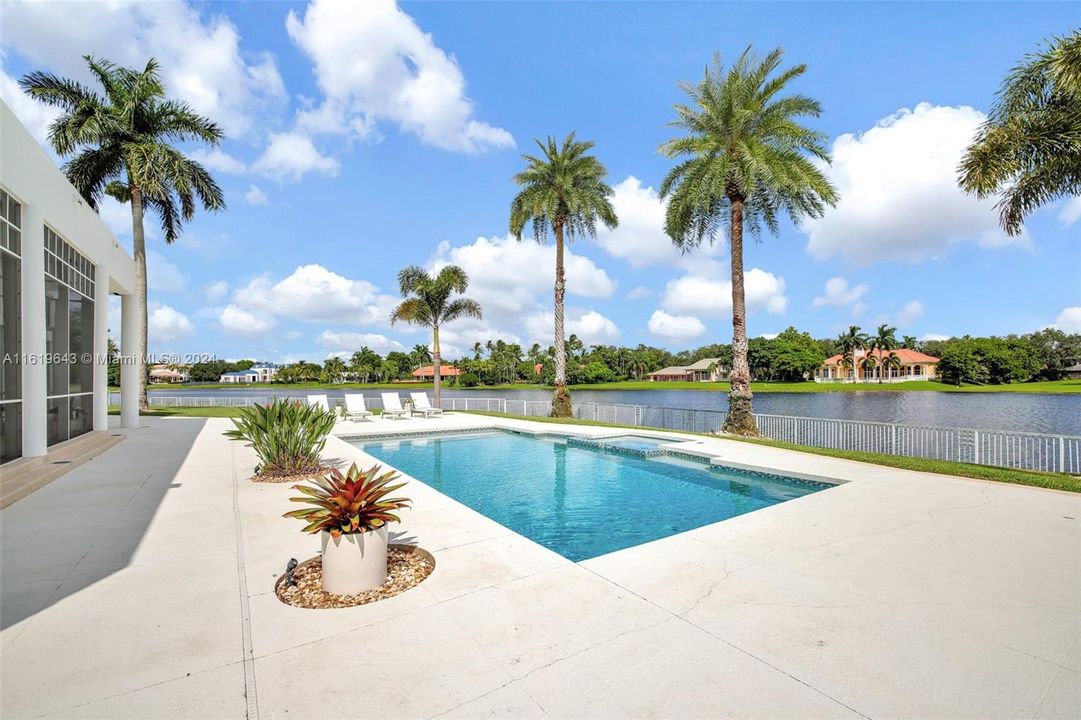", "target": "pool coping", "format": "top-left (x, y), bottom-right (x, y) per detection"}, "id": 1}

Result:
top-left (329, 417), bottom-right (847, 565)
